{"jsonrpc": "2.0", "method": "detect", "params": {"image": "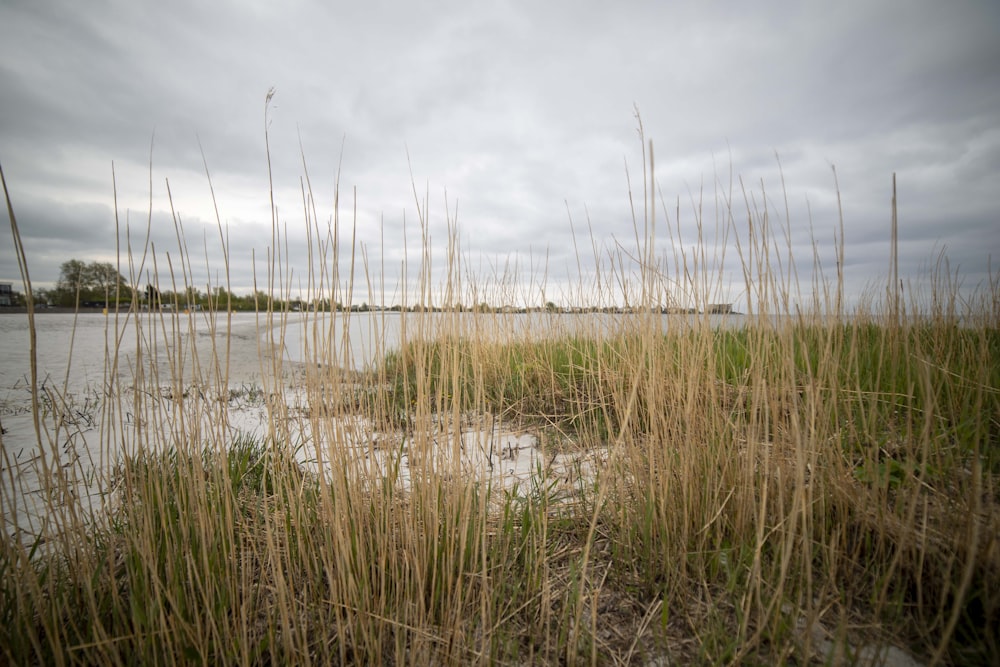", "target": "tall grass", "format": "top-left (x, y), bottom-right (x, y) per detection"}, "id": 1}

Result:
top-left (1, 124), bottom-right (998, 665)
